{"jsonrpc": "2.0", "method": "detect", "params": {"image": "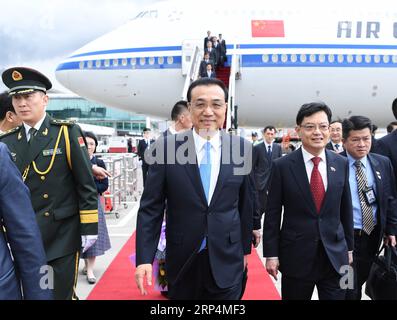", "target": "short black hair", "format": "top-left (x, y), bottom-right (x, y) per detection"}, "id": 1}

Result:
top-left (342, 115), bottom-right (372, 140)
top-left (171, 100), bottom-right (188, 121)
top-left (392, 98), bottom-right (397, 120)
top-left (251, 132), bottom-right (258, 137)
top-left (263, 125), bottom-right (276, 133)
top-left (142, 127), bottom-right (151, 133)
top-left (296, 102), bottom-right (332, 126)
top-left (330, 119), bottom-right (342, 125)
top-left (386, 121), bottom-right (397, 133)
top-left (0, 91), bottom-right (15, 121)
top-left (187, 78), bottom-right (228, 103)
